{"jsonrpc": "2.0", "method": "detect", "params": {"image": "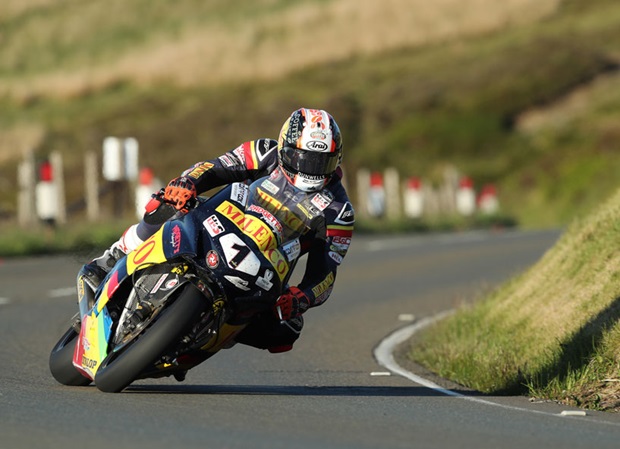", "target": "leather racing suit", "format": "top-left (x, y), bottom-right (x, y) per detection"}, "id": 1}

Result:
top-left (136, 138), bottom-right (355, 351)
